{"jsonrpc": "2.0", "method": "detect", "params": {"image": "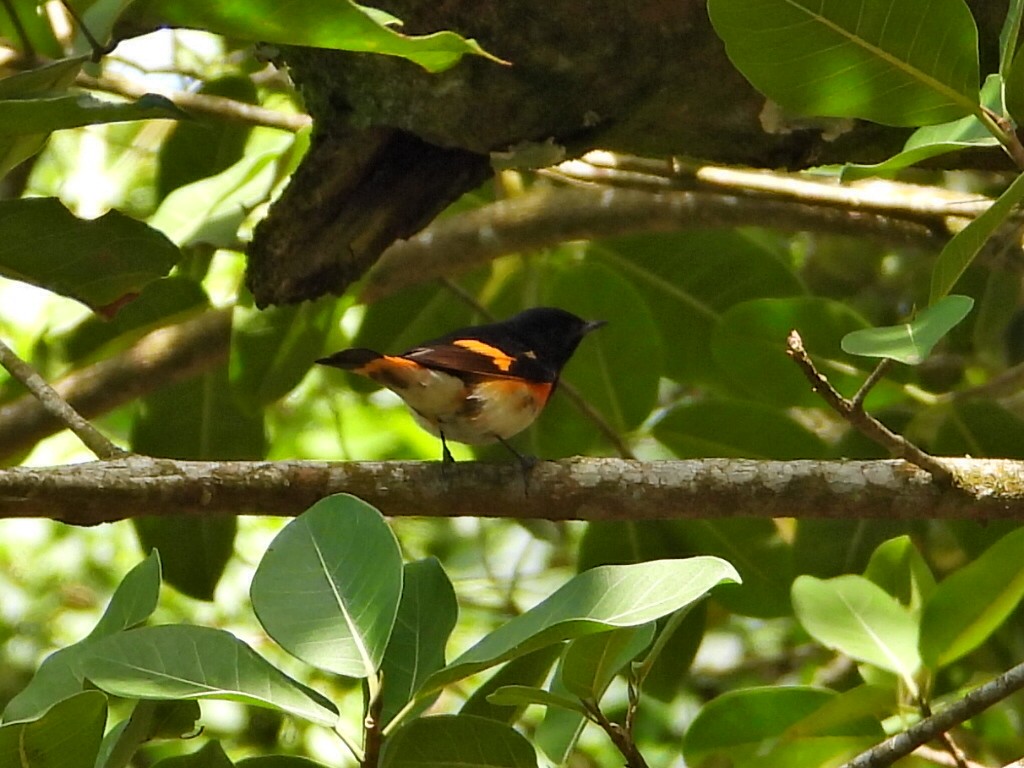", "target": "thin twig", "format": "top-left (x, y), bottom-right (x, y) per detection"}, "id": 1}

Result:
top-left (841, 660), bottom-right (1024, 768)
top-left (584, 700), bottom-right (650, 768)
top-left (785, 330), bottom-right (952, 481)
top-left (851, 358), bottom-right (894, 410)
top-left (75, 72), bottom-right (311, 132)
top-left (0, 337), bottom-right (127, 460)
top-left (1, 0), bottom-right (36, 61)
top-left (912, 745), bottom-right (987, 768)
top-left (59, 0), bottom-right (116, 61)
